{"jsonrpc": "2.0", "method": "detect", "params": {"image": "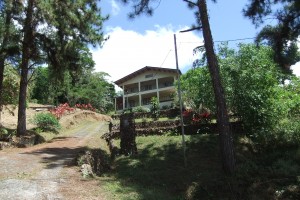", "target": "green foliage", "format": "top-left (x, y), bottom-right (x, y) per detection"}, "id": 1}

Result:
top-left (182, 43), bottom-right (300, 147)
top-left (31, 112), bottom-right (61, 132)
top-left (102, 134), bottom-right (299, 199)
top-left (2, 64), bottom-right (19, 105)
top-left (30, 67), bottom-right (55, 104)
top-left (181, 67), bottom-right (215, 112)
top-left (132, 106), bottom-right (150, 113)
top-left (224, 44), bottom-right (282, 132)
top-left (30, 66), bottom-right (116, 113)
top-left (0, 127), bottom-right (8, 135)
top-left (150, 97), bottom-right (160, 120)
top-left (244, 0), bottom-right (300, 71)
